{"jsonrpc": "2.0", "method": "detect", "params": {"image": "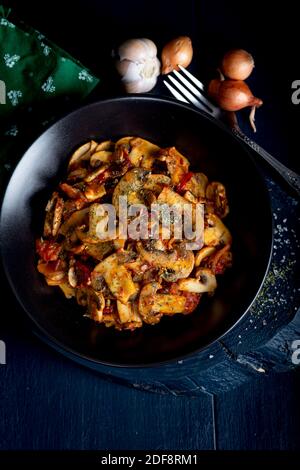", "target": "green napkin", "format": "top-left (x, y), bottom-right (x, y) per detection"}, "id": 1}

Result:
top-left (0, 5), bottom-right (100, 187)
